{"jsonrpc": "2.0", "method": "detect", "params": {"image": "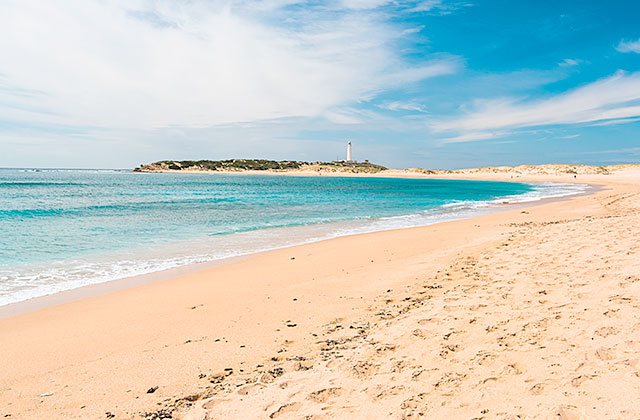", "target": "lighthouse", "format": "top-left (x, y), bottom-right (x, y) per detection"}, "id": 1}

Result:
top-left (346, 141), bottom-right (353, 162)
